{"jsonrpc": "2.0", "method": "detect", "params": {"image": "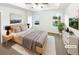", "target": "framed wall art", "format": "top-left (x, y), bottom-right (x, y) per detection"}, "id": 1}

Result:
top-left (10, 13), bottom-right (22, 24)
